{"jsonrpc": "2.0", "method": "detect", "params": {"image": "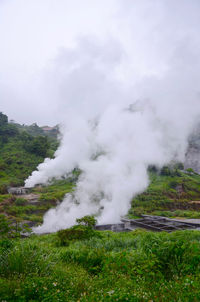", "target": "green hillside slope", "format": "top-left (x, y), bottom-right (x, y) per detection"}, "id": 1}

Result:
top-left (130, 166), bottom-right (200, 219)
